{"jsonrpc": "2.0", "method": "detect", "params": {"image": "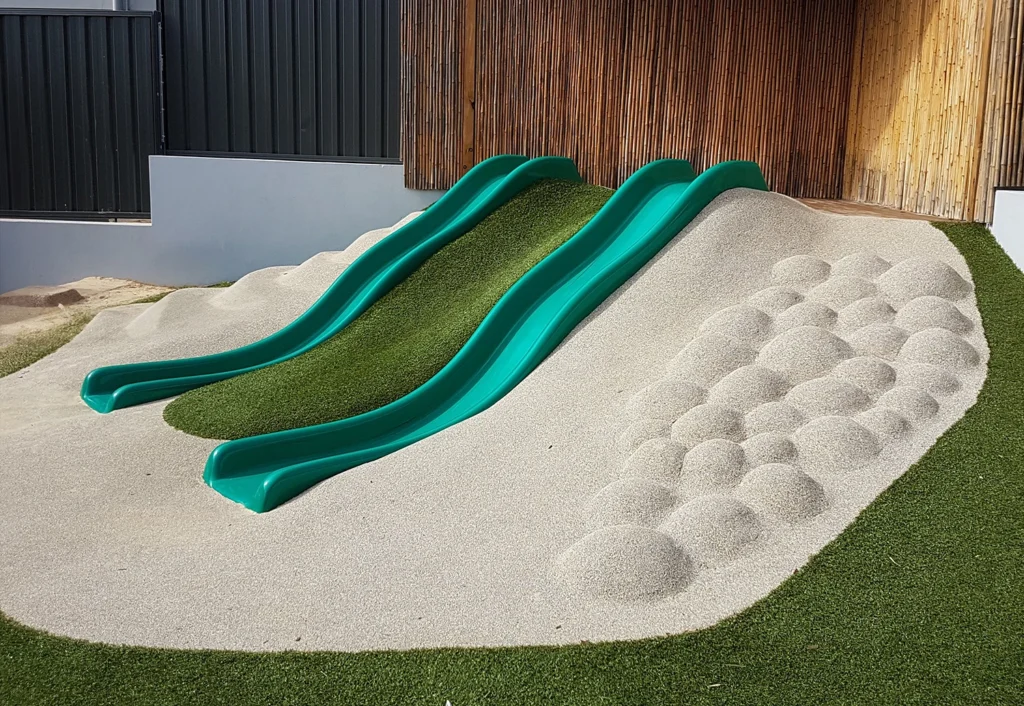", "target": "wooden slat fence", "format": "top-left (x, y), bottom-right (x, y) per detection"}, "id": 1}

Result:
top-left (402, 0), bottom-right (1022, 221)
top-left (402, 0), bottom-right (858, 197)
